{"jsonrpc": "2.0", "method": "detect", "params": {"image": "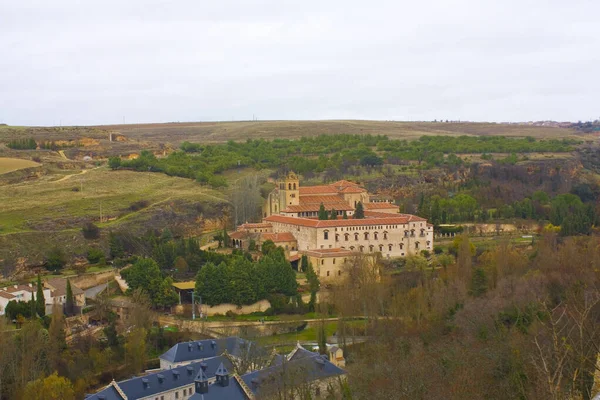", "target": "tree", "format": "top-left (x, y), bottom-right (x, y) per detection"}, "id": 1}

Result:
top-left (173, 256), bottom-right (189, 273)
top-left (261, 239), bottom-right (277, 256)
top-left (469, 268), bottom-right (488, 297)
top-left (22, 373), bottom-right (75, 400)
top-left (318, 203), bottom-right (329, 220)
top-left (121, 258), bottom-right (178, 308)
top-left (36, 274), bottom-right (45, 317)
top-left (81, 222), bottom-right (100, 239)
top-left (248, 239), bottom-right (257, 251)
top-left (342, 210), bottom-right (348, 219)
top-left (107, 156), bottom-right (121, 170)
top-left (303, 255), bottom-right (320, 312)
top-left (318, 320), bottom-right (327, 354)
top-left (86, 247), bottom-right (104, 264)
top-left (125, 327), bottom-right (147, 374)
top-left (330, 208), bottom-right (337, 220)
top-left (47, 303), bottom-right (67, 372)
top-left (108, 231), bottom-right (124, 259)
top-left (65, 279), bottom-right (74, 315)
top-left (354, 201), bottom-right (365, 219)
top-left (46, 247), bottom-right (66, 271)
